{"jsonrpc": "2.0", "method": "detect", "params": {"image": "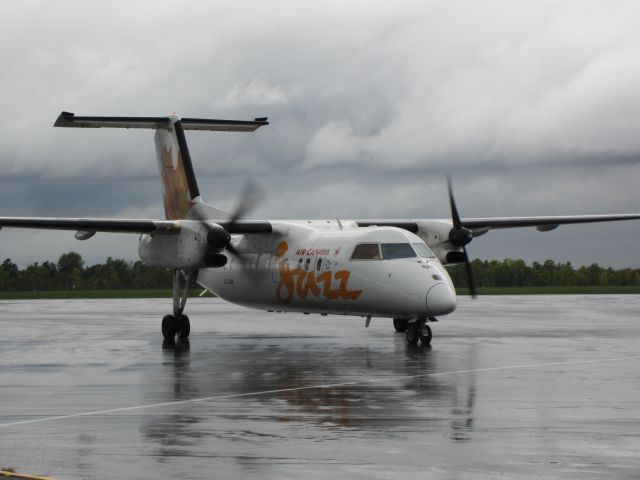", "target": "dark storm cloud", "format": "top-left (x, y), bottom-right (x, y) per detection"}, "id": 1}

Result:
top-left (0, 1), bottom-right (639, 267)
